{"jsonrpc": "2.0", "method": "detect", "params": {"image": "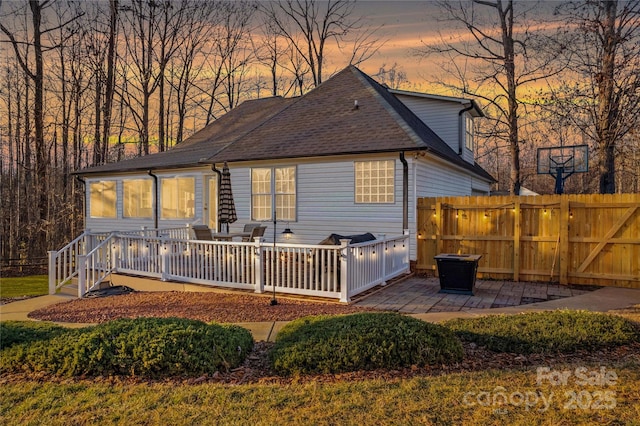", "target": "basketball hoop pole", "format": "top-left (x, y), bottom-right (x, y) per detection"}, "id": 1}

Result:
top-left (551, 158), bottom-right (576, 194)
top-left (554, 167), bottom-right (564, 194)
